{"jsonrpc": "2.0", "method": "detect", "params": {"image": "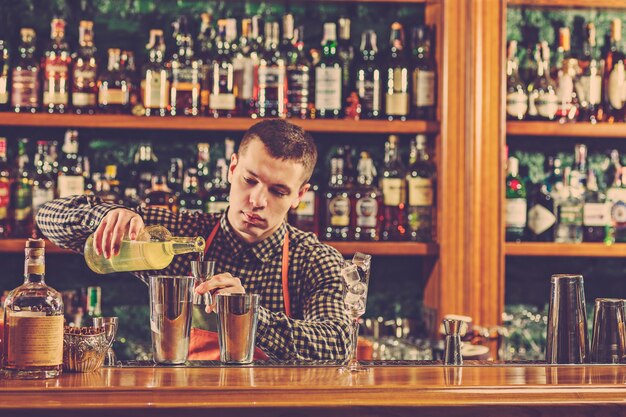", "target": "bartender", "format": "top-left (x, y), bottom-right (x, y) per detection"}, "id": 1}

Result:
top-left (37, 119), bottom-right (352, 361)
